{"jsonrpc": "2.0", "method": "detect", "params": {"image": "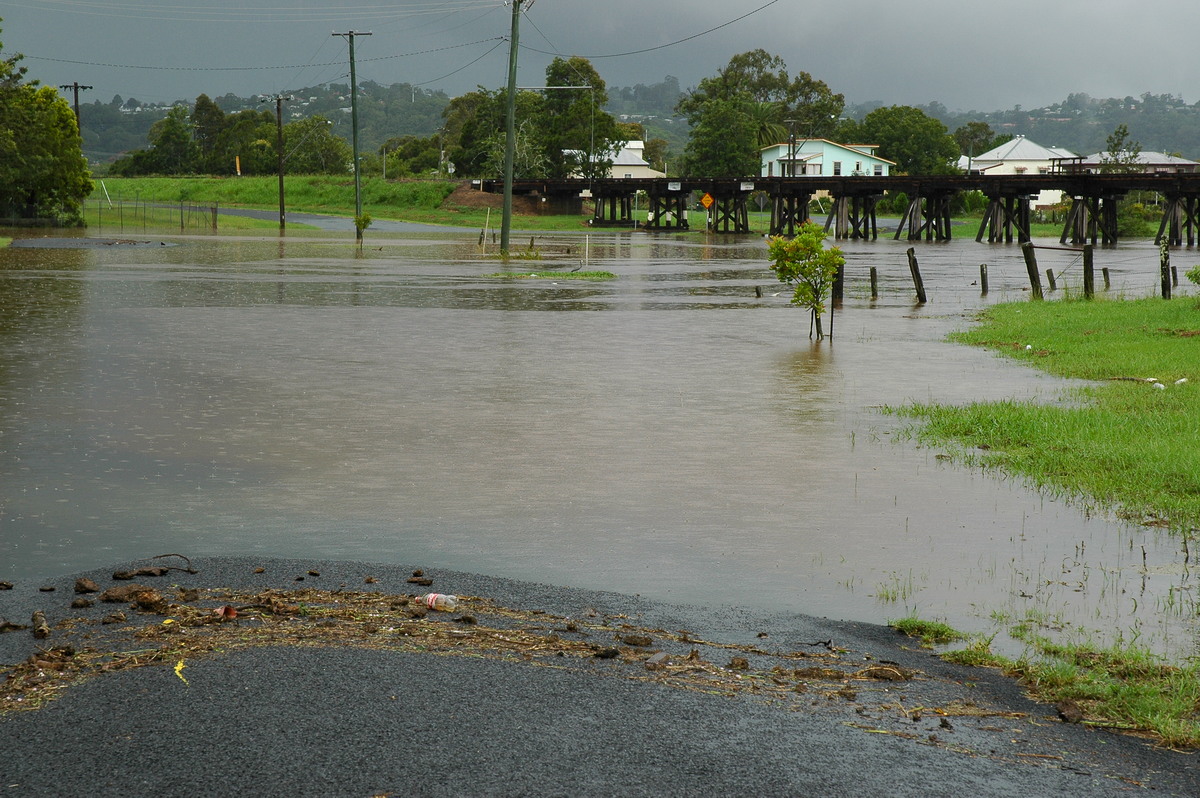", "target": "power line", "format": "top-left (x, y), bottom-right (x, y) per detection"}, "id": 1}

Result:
top-left (520, 0), bottom-right (782, 59)
top-left (23, 38), bottom-right (504, 72)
